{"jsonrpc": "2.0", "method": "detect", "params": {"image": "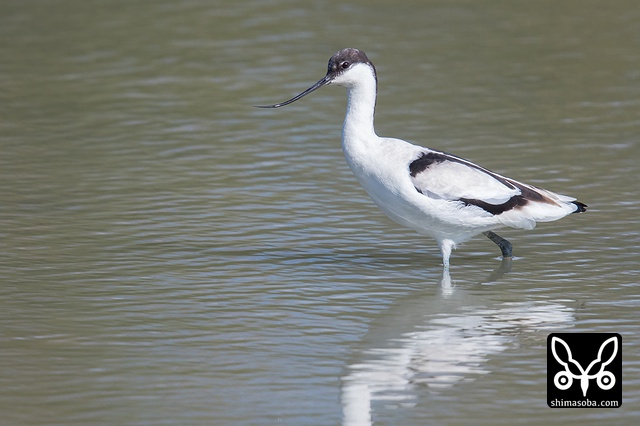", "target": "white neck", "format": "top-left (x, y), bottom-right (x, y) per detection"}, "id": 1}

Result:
top-left (341, 66), bottom-right (378, 147)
